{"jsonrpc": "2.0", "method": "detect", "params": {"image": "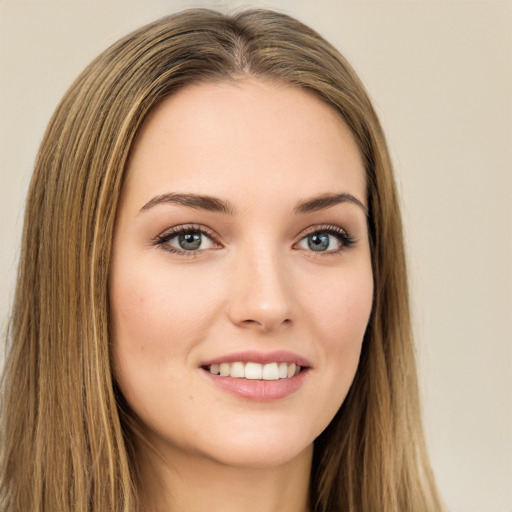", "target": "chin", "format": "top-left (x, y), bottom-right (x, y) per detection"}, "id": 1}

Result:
top-left (188, 422), bottom-right (316, 470)
top-left (204, 440), bottom-right (313, 470)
